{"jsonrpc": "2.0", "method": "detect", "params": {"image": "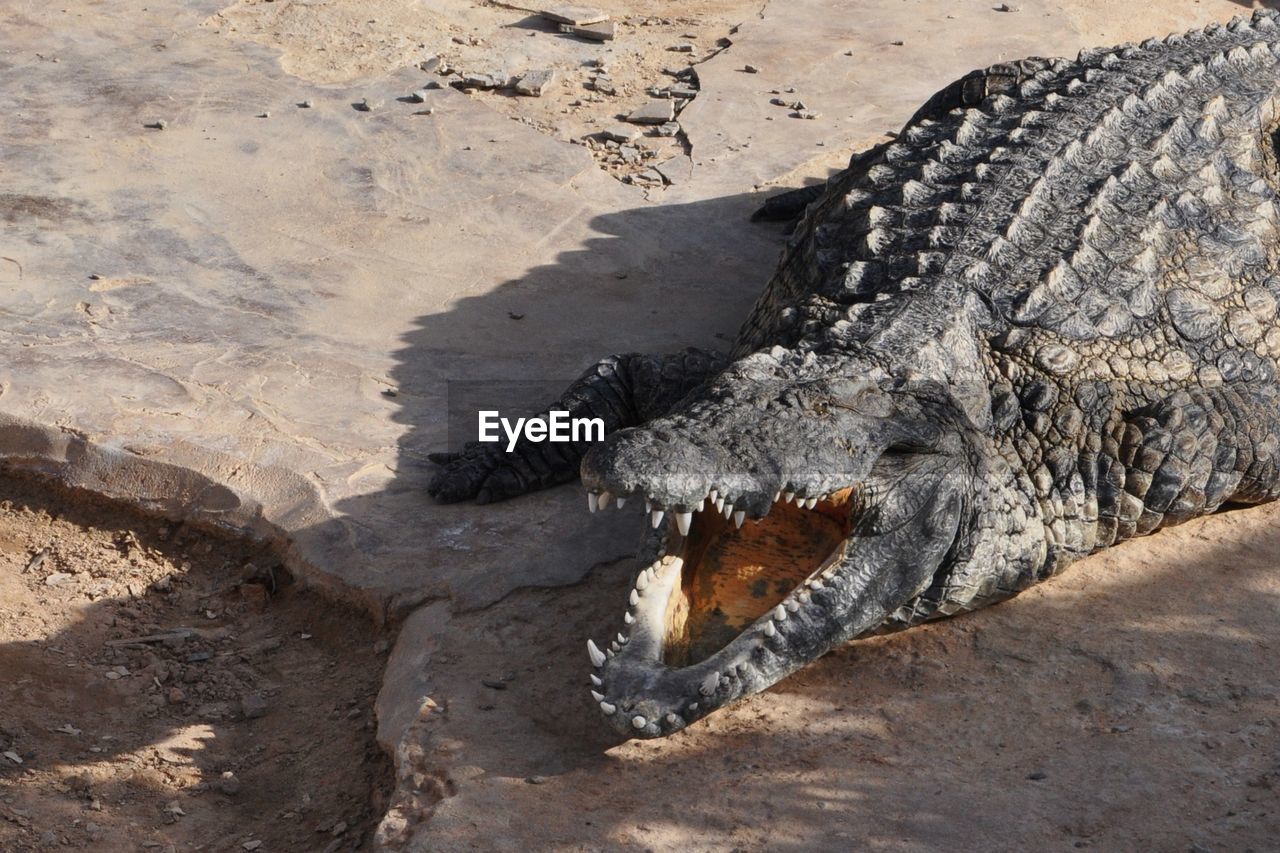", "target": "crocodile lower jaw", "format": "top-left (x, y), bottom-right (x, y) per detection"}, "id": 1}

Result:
top-left (586, 490), bottom-right (857, 737)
